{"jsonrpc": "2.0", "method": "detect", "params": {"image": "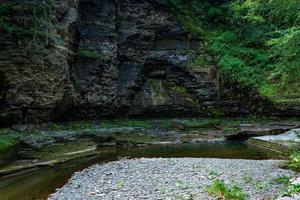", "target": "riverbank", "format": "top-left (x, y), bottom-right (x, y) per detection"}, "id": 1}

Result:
top-left (0, 118), bottom-right (298, 177)
top-left (0, 141), bottom-right (283, 200)
top-left (1, 118), bottom-right (300, 199)
top-left (49, 158), bottom-right (297, 200)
